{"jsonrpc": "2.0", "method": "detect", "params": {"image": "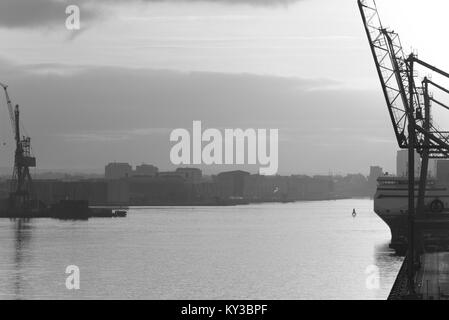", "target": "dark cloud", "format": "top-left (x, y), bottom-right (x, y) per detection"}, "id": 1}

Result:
top-left (0, 0), bottom-right (98, 29)
top-left (0, 58), bottom-right (394, 173)
top-left (0, 0), bottom-right (302, 29)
